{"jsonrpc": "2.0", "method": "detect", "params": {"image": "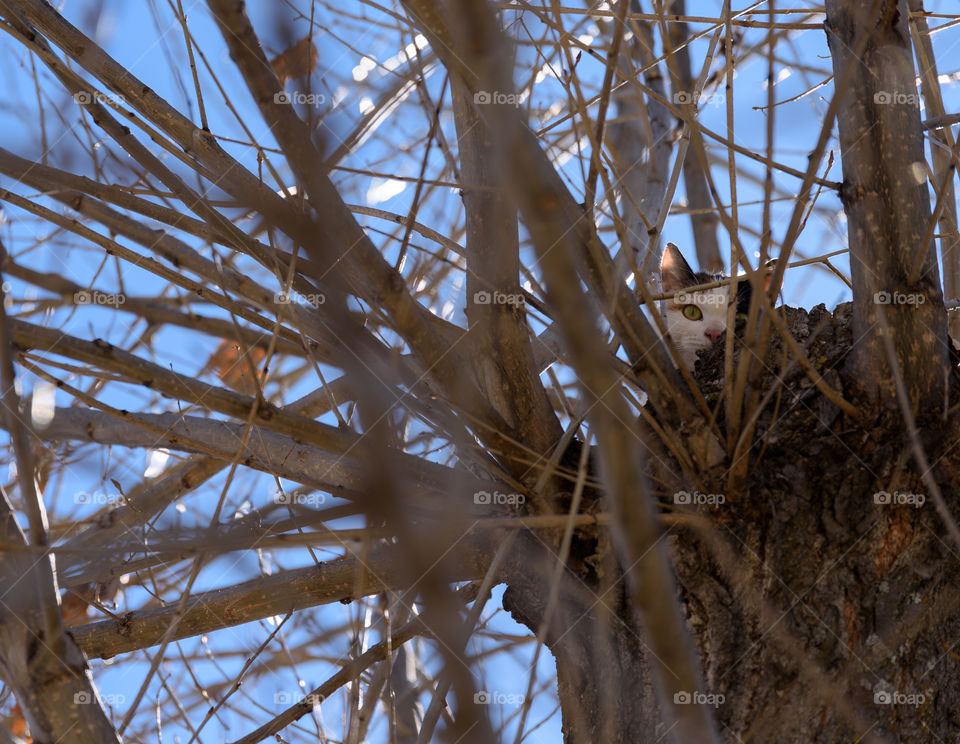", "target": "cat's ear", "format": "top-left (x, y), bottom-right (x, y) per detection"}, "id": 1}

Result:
top-left (735, 260), bottom-right (777, 315)
top-left (661, 243), bottom-right (697, 292)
